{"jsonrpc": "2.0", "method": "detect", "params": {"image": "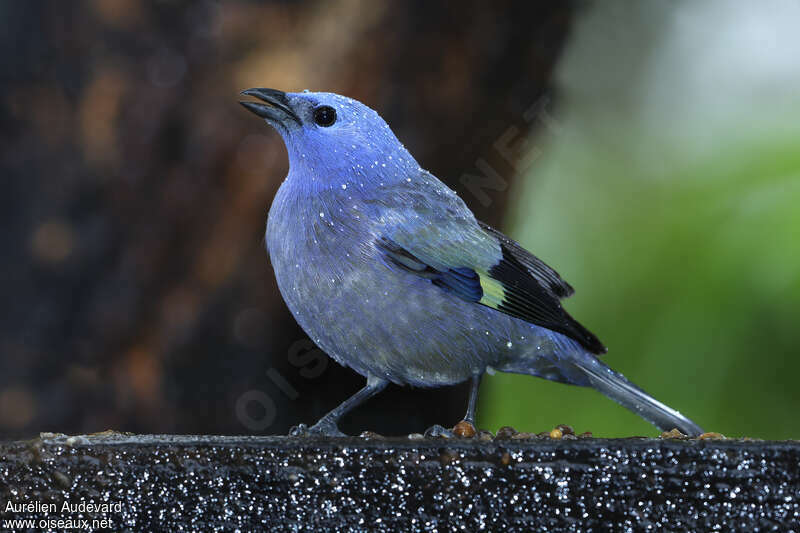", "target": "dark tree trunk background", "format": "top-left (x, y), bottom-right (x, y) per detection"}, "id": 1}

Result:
top-left (0, 1), bottom-right (574, 437)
